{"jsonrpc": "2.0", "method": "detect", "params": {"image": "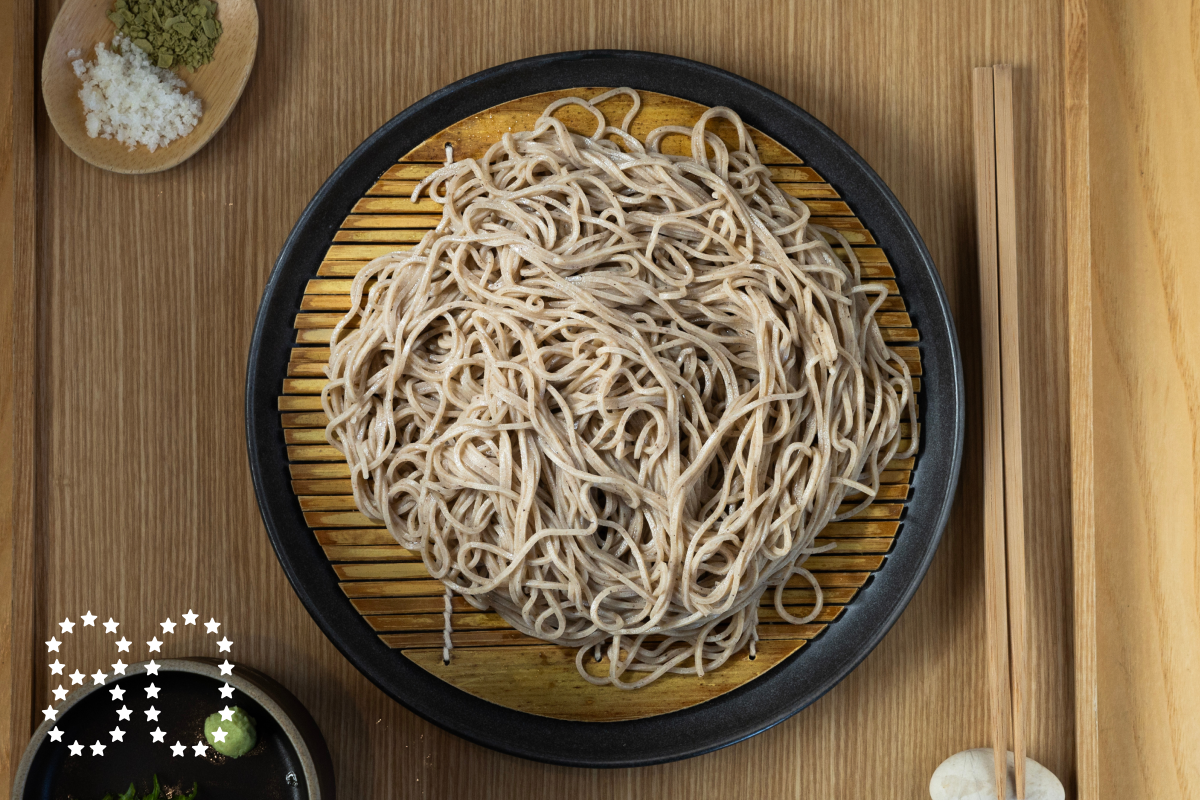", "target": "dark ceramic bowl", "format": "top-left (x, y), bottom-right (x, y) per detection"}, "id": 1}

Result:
top-left (12, 659), bottom-right (335, 800)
